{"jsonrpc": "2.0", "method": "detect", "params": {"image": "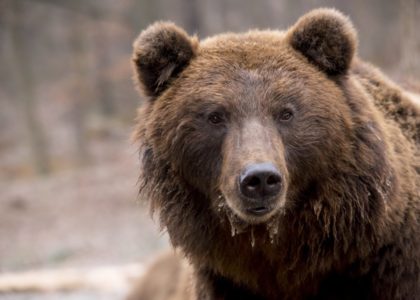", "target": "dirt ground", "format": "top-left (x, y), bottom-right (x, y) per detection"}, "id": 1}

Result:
top-left (0, 146), bottom-right (169, 299)
top-left (0, 292), bottom-right (125, 300)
